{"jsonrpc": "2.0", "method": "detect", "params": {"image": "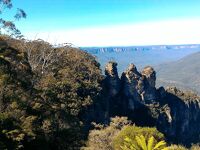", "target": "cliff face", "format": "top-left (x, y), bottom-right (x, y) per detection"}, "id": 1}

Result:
top-left (120, 64), bottom-right (158, 114)
top-left (157, 87), bottom-right (200, 144)
top-left (104, 62), bottom-right (120, 97)
top-left (103, 61), bottom-right (200, 145)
